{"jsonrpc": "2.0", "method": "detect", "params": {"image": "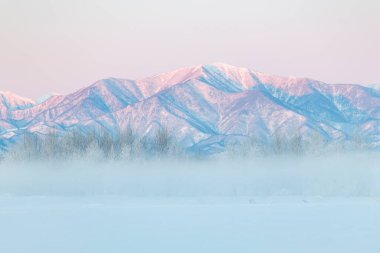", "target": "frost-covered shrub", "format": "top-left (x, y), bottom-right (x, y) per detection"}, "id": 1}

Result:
top-left (4, 126), bottom-right (186, 161)
top-left (2, 126), bottom-right (374, 162)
